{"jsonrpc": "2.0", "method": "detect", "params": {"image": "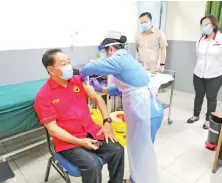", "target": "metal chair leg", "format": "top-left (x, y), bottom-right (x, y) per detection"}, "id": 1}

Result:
top-left (64, 173), bottom-right (71, 183)
top-left (51, 159), bottom-right (71, 183)
top-left (44, 157), bottom-right (52, 182)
